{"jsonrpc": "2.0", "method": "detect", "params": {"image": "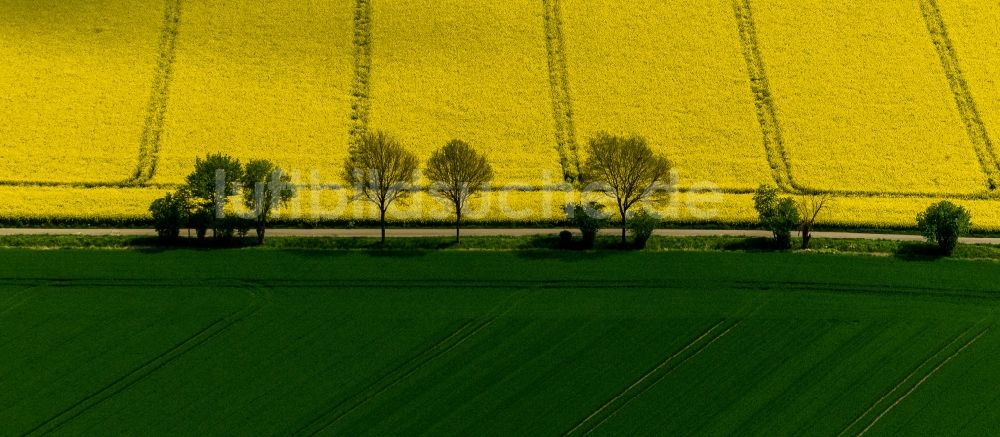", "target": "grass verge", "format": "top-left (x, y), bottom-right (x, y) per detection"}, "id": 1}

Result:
top-left (1, 234), bottom-right (999, 262)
